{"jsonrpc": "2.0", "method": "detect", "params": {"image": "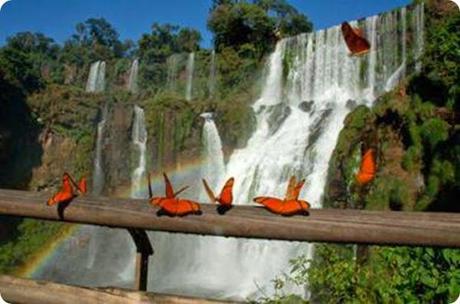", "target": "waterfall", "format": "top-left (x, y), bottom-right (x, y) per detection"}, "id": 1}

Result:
top-left (31, 4), bottom-right (425, 301)
top-left (185, 52), bottom-right (195, 101)
top-left (208, 50), bottom-right (217, 98)
top-left (131, 106), bottom-right (148, 198)
top-left (127, 59), bottom-right (139, 93)
top-left (199, 112), bottom-right (226, 200)
top-left (167, 54), bottom-right (181, 91)
top-left (413, 3), bottom-right (425, 72)
top-left (92, 105), bottom-right (108, 195)
top-left (86, 61), bottom-right (106, 93)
